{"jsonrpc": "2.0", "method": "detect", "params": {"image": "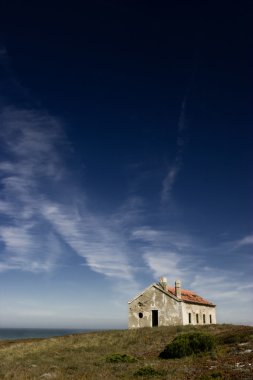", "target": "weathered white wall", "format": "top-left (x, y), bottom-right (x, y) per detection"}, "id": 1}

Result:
top-left (181, 303), bottom-right (216, 325)
top-left (128, 286), bottom-right (183, 328)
